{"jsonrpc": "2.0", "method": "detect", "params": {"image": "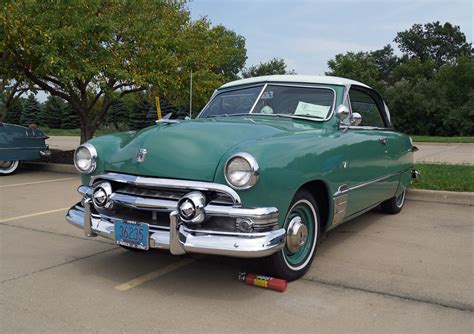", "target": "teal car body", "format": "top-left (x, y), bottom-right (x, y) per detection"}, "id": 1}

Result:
top-left (0, 123), bottom-right (50, 175)
top-left (67, 75), bottom-right (417, 280)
